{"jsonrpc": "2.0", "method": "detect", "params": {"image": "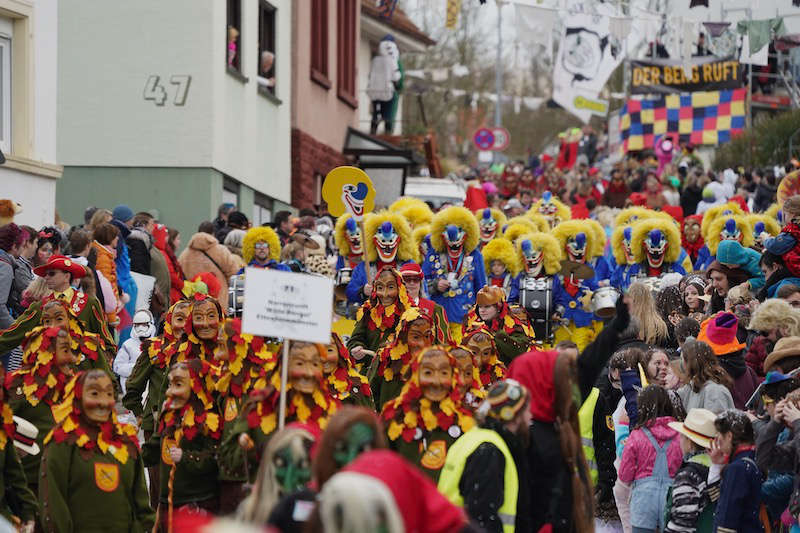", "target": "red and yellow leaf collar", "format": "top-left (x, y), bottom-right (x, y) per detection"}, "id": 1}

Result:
top-left (463, 327), bottom-right (507, 388)
top-left (159, 359), bottom-right (221, 442)
top-left (9, 326), bottom-right (74, 407)
top-left (355, 268), bottom-right (410, 332)
top-left (376, 308), bottom-right (433, 383)
top-left (463, 301), bottom-right (526, 336)
top-left (148, 301), bottom-right (191, 369)
top-left (381, 347), bottom-right (474, 443)
top-left (328, 333), bottom-right (371, 400)
top-left (46, 372), bottom-right (140, 464)
top-left (214, 318), bottom-right (277, 399)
